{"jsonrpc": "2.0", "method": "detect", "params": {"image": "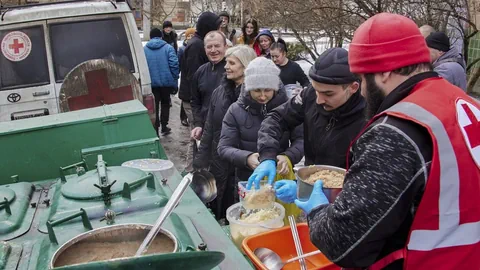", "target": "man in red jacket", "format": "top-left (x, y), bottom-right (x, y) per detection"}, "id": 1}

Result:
top-left (298, 13), bottom-right (480, 269)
